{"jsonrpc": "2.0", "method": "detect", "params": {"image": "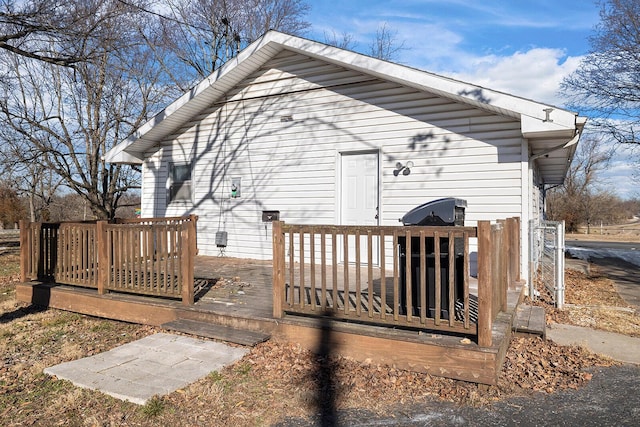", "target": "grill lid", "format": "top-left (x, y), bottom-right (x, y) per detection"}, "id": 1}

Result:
top-left (401, 198), bottom-right (467, 226)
